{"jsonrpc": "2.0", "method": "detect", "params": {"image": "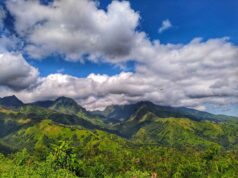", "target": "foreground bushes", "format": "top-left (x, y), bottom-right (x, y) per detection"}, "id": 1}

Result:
top-left (0, 141), bottom-right (238, 178)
